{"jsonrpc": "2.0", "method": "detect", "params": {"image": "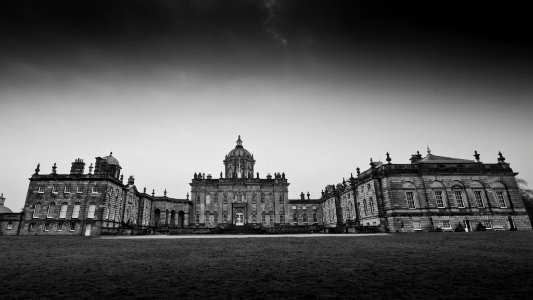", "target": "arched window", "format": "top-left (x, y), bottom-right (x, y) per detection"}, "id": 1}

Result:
top-left (47, 202), bottom-right (55, 218)
top-left (261, 193), bottom-right (265, 203)
top-left (105, 204), bottom-right (111, 220)
top-left (430, 181), bottom-right (446, 208)
top-left (471, 181), bottom-right (485, 208)
top-left (44, 222), bottom-right (51, 231)
top-left (403, 182), bottom-right (417, 209)
top-left (170, 210), bottom-right (176, 227)
top-left (32, 203), bottom-right (41, 218)
top-left (69, 222), bottom-right (76, 231)
top-left (166, 209), bottom-right (170, 225)
top-left (451, 181), bottom-right (466, 208)
top-left (279, 194), bottom-right (284, 204)
top-left (154, 209), bottom-right (160, 226)
top-left (87, 203), bottom-right (96, 219)
top-left (363, 199), bottom-right (368, 215)
top-left (491, 182), bottom-right (508, 208)
top-left (72, 203), bottom-right (81, 219)
top-left (369, 197), bottom-right (374, 213)
top-left (59, 203), bottom-right (68, 219)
